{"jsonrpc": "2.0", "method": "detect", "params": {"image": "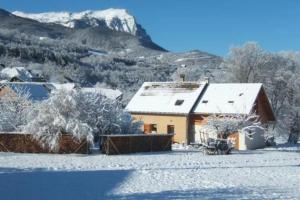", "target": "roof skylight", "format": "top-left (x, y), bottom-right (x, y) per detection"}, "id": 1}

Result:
top-left (175, 99), bottom-right (184, 106)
